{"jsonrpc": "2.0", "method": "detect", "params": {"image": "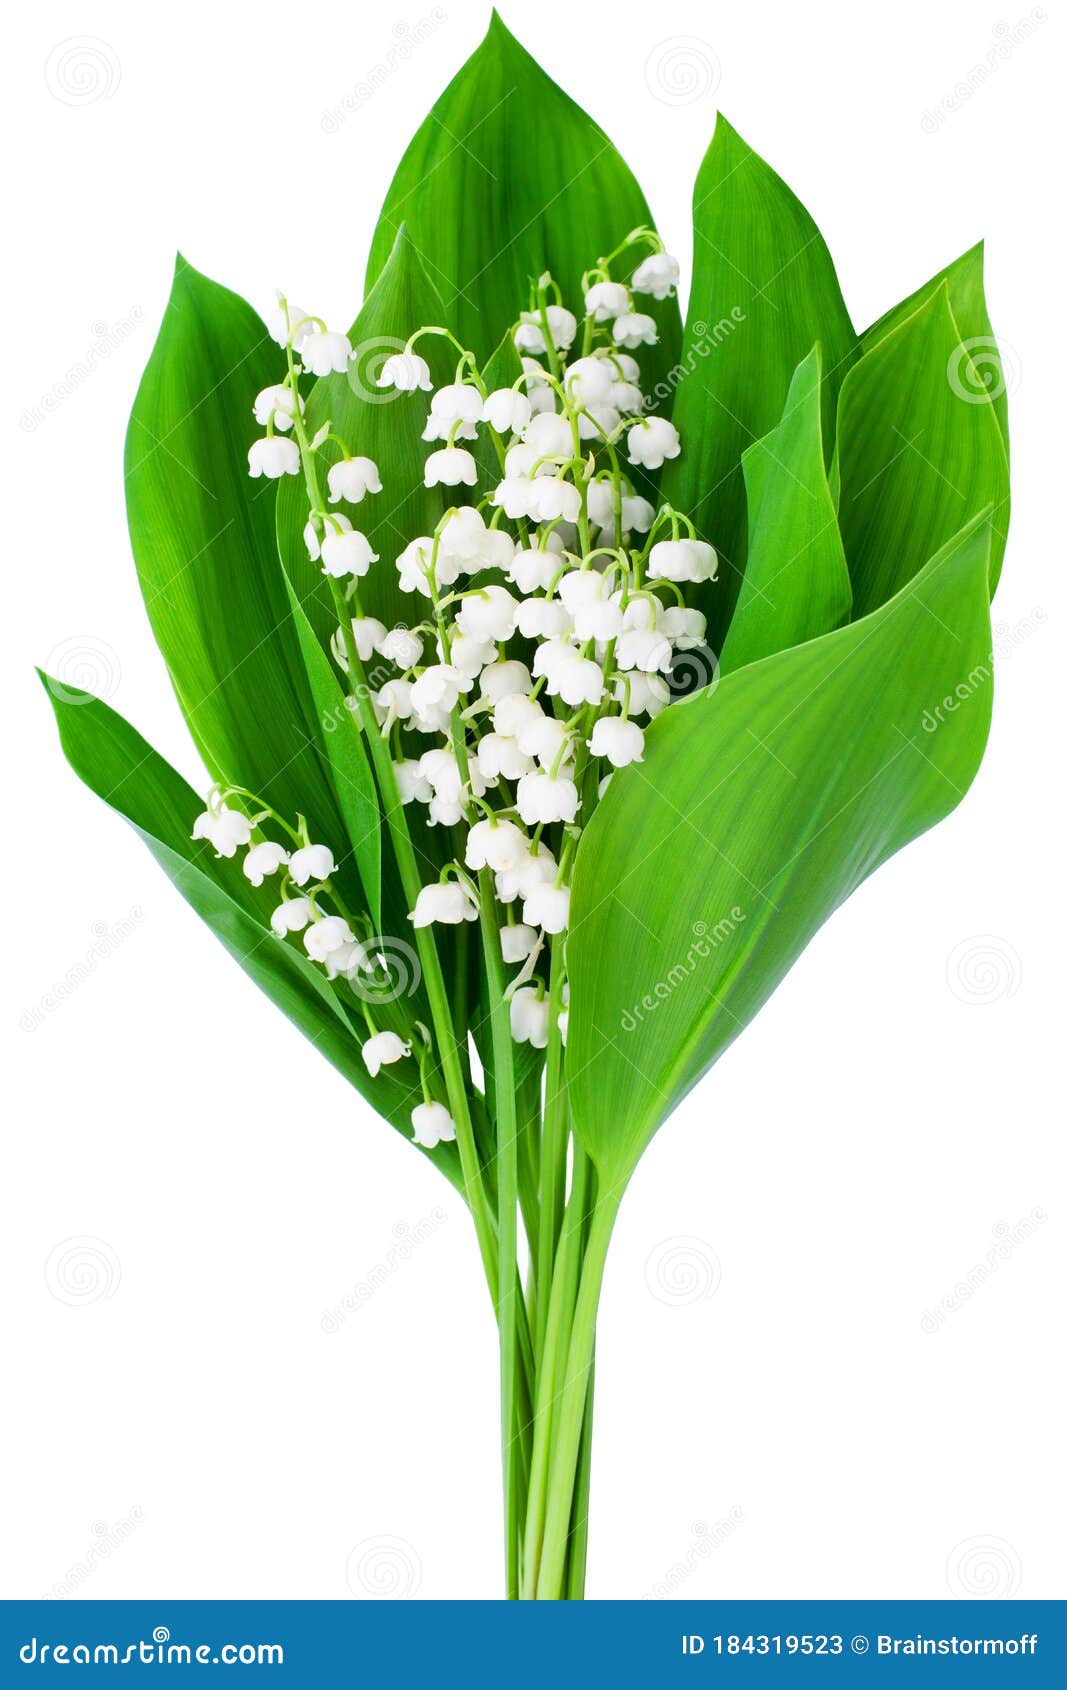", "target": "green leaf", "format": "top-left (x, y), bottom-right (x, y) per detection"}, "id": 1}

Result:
top-left (366, 14), bottom-right (681, 390)
top-left (836, 284), bottom-right (1009, 618)
top-left (862, 242), bottom-right (1009, 455)
top-left (41, 674), bottom-right (462, 1190)
top-left (718, 346), bottom-right (851, 674)
top-left (279, 566), bottom-right (382, 931)
top-left (660, 116), bottom-right (859, 650)
top-left (125, 256), bottom-right (344, 849)
top-left (567, 512), bottom-right (995, 1186)
top-left (275, 227), bottom-right (452, 646)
